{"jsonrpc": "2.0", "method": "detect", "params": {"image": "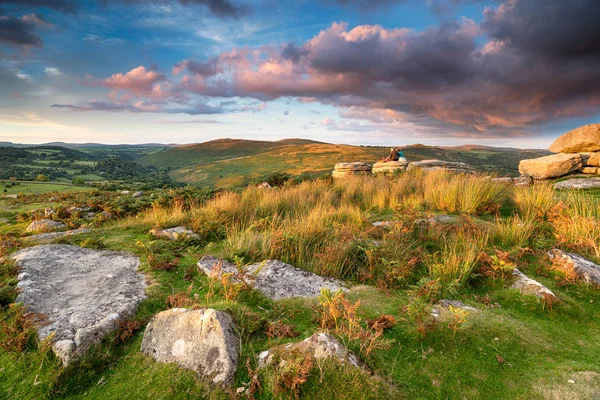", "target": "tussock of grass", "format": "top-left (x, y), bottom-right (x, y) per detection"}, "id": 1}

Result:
top-left (513, 181), bottom-right (557, 219)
